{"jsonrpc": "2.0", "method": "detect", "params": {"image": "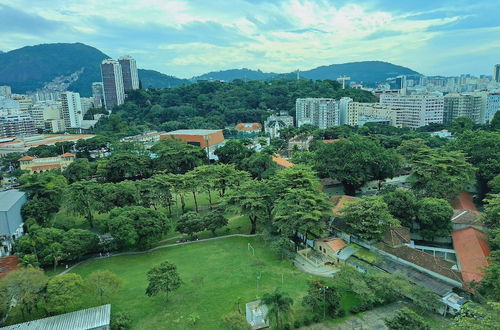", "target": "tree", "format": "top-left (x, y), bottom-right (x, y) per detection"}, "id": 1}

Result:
top-left (397, 138), bottom-right (430, 163)
top-left (302, 280), bottom-right (342, 318)
top-left (384, 308), bottom-right (430, 330)
top-left (65, 181), bottom-right (99, 227)
top-left (105, 206), bottom-right (169, 249)
top-left (97, 153), bottom-right (152, 182)
top-left (273, 188), bottom-right (330, 240)
top-left (145, 261), bottom-right (182, 301)
top-left (452, 302), bottom-right (500, 330)
top-left (270, 237), bottom-right (295, 261)
top-left (481, 194), bottom-right (500, 229)
top-left (489, 174), bottom-right (500, 194)
top-left (203, 209), bottom-right (228, 235)
top-left (46, 273), bottom-right (84, 314)
top-left (214, 139), bottom-right (254, 165)
top-left (176, 211), bottom-right (205, 237)
top-left (62, 229), bottom-right (99, 261)
top-left (111, 312), bottom-right (132, 330)
top-left (383, 189), bottom-right (418, 228)
top-left (409, 148), bottom-right (475, 200)
top-left (240, 152), bottom-right (277, 180)
top-left (62, 158), bottom-right (95, 183)
top-left (260, 289), bottom-right (294, 329)
top-left (48, 242), bottom-right (65, 272)
top-left (451, 117), bottom-right (473, 135)
top-left (220, 312), bottom-right (251, 330)
top-left (86, 270), bottom-right (123, 304)
top-left (0, 268), bottom-right (48, 321)
top-left (183, 172), bottom-right (201, 212)
top-left (151, 139), bottom-right (207, 174)
top-left (341, 196), bottom-right (399, 240)
top-left (416, 198), bottom-right (453, 240)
